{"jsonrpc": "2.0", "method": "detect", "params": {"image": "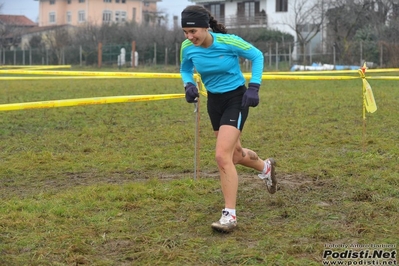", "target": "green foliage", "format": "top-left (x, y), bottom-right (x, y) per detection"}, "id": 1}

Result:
top-left (353, 26), bottom-right (379, 63)
top-left (0, 70), bottom-right (398, 265)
